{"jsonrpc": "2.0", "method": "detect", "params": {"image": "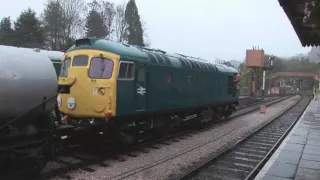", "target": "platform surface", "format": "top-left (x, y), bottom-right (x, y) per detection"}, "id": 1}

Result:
top-left (255, 95), bottom-right (320, 180)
